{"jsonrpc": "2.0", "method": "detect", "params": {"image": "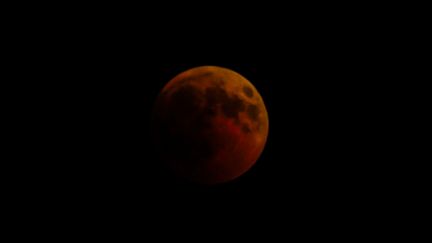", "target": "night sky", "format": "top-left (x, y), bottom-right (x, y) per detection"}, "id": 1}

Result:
top-left (61, 45), bottom-right (383, 211)
top-left (25, 11), bottom-right (398, 233)
top-left (3, 2), bottom-right (414, 239)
